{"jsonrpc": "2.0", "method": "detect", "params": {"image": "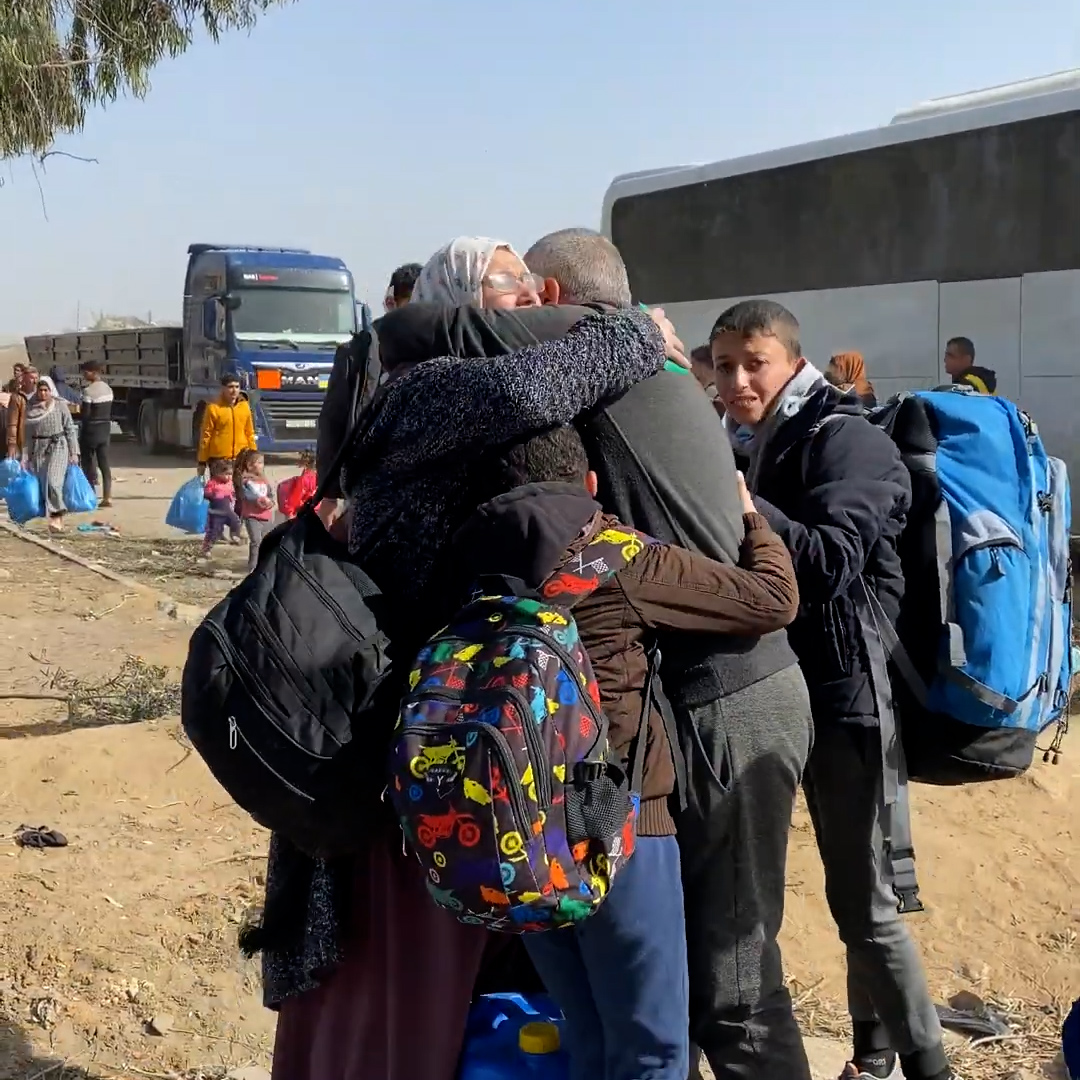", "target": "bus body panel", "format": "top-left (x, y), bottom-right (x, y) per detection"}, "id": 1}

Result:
top-left (602, 73), bottom-right (1080, 530)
